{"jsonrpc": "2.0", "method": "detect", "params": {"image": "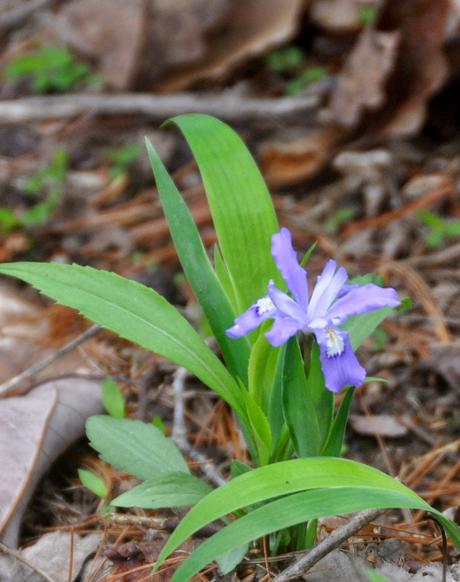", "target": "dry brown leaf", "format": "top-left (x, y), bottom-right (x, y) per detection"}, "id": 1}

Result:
top-left (375, 0), bottom-right (450, 137)
top-left (350, 414), bottom-right (408, 438)
top-left (258, 127), bottom-right (344, 187)
top-left (330, 27), bottom-right (400, 127)
top-left (0, 531), bottom-right (103, 582)
top-left (155, 0), bottom-right (304, 91)
top-left (0, 284), bottom-right (102, 547)
top-left (57, 0), bottom-right (145, 89)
